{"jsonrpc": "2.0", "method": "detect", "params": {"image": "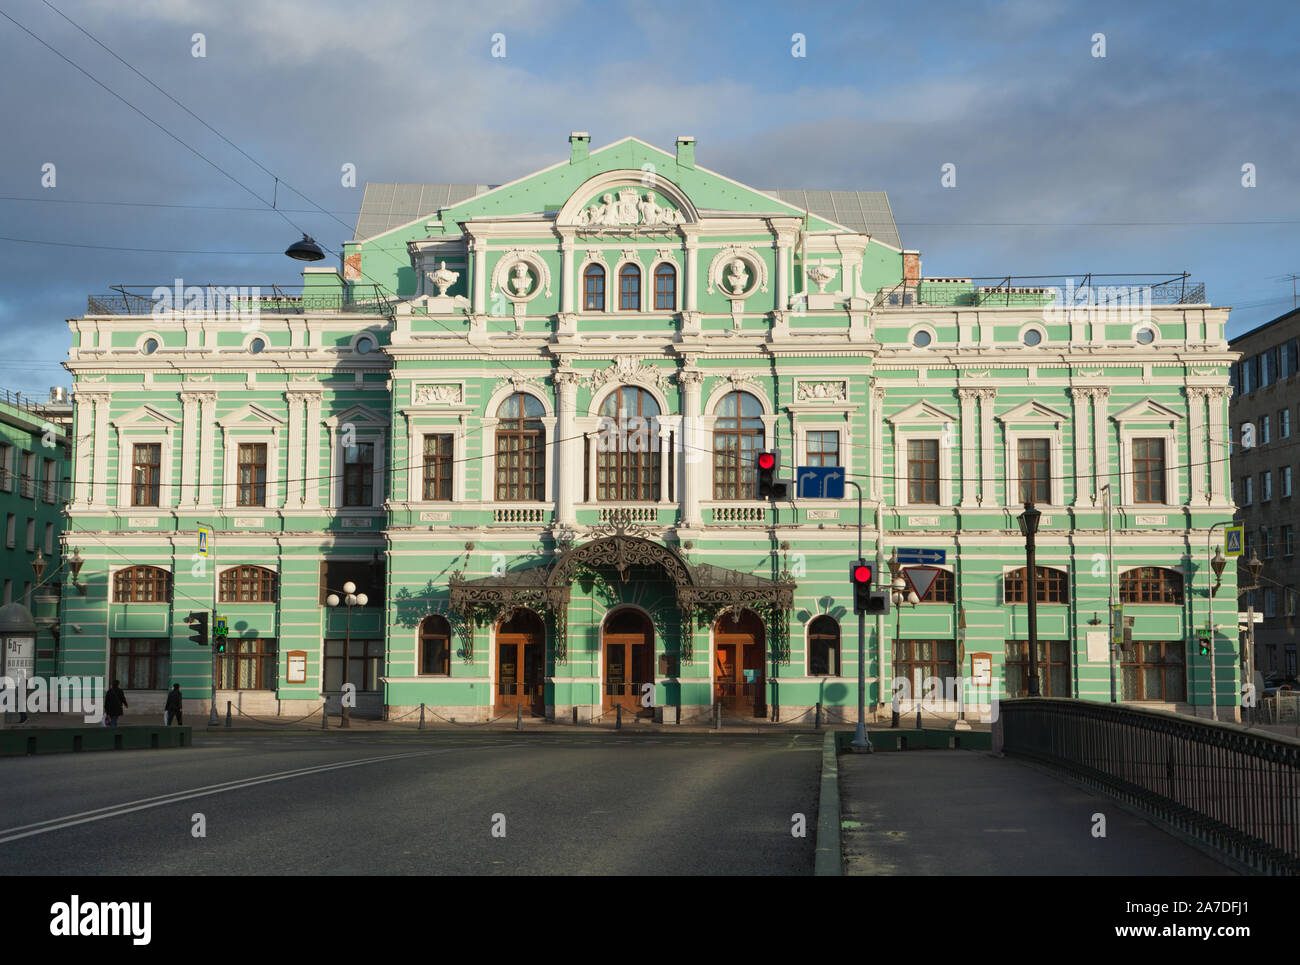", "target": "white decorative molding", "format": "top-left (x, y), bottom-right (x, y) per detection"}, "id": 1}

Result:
top-left (586, 356), bottom-right (668, 390)
top-left (127, 517), bottom-right (157, 528)
top-left (413, 383), bottom-right (464, 405)
top-left (1135, 515), bottom-right (1168, 526)
top-left (706, 246), bottom-right (768, 298)
top-left (233, 517), bottom-right (265, 528)
top-left (419, 511), bottom-right (451, 522)
top-left (427, 260), bottom-right (459, 296)
top-left (795, 380), bottom-right (847, 402)
top-left (805, 260), bottom-right (839, 293)
top-left (807, 509), bottom-right (840, 520)
top-left (575, 187), bottom-right (684, 228)
top-left (908, 515), bottom-right (941, 526)
top-left (490, 249), bottom-right (552, 303)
